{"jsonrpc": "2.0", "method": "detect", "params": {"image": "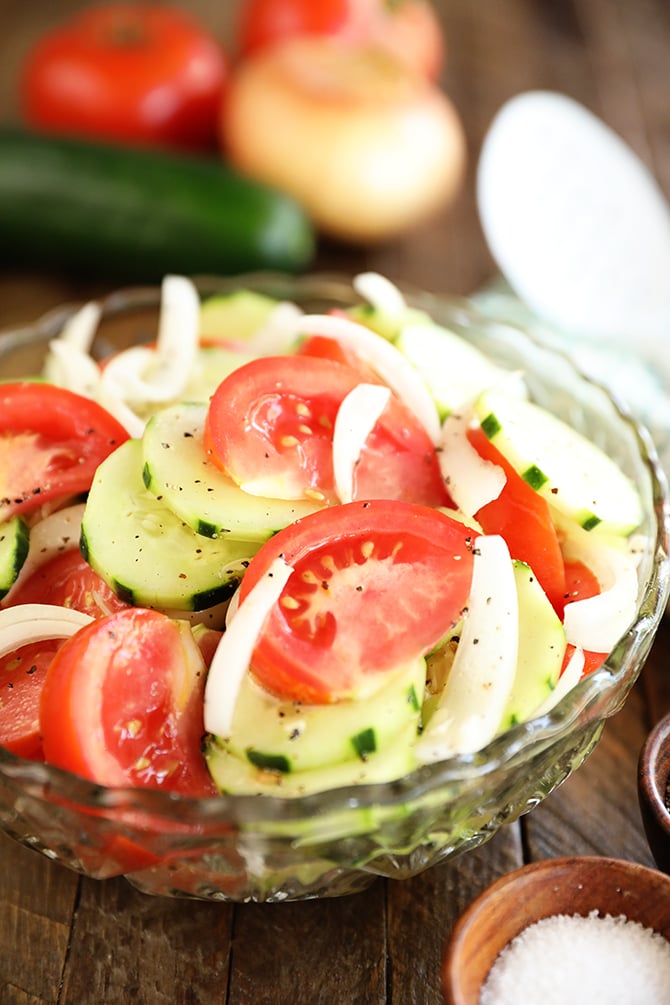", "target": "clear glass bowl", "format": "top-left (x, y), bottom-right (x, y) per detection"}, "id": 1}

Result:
top-left (0, 274), bottom-right (668, 903)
